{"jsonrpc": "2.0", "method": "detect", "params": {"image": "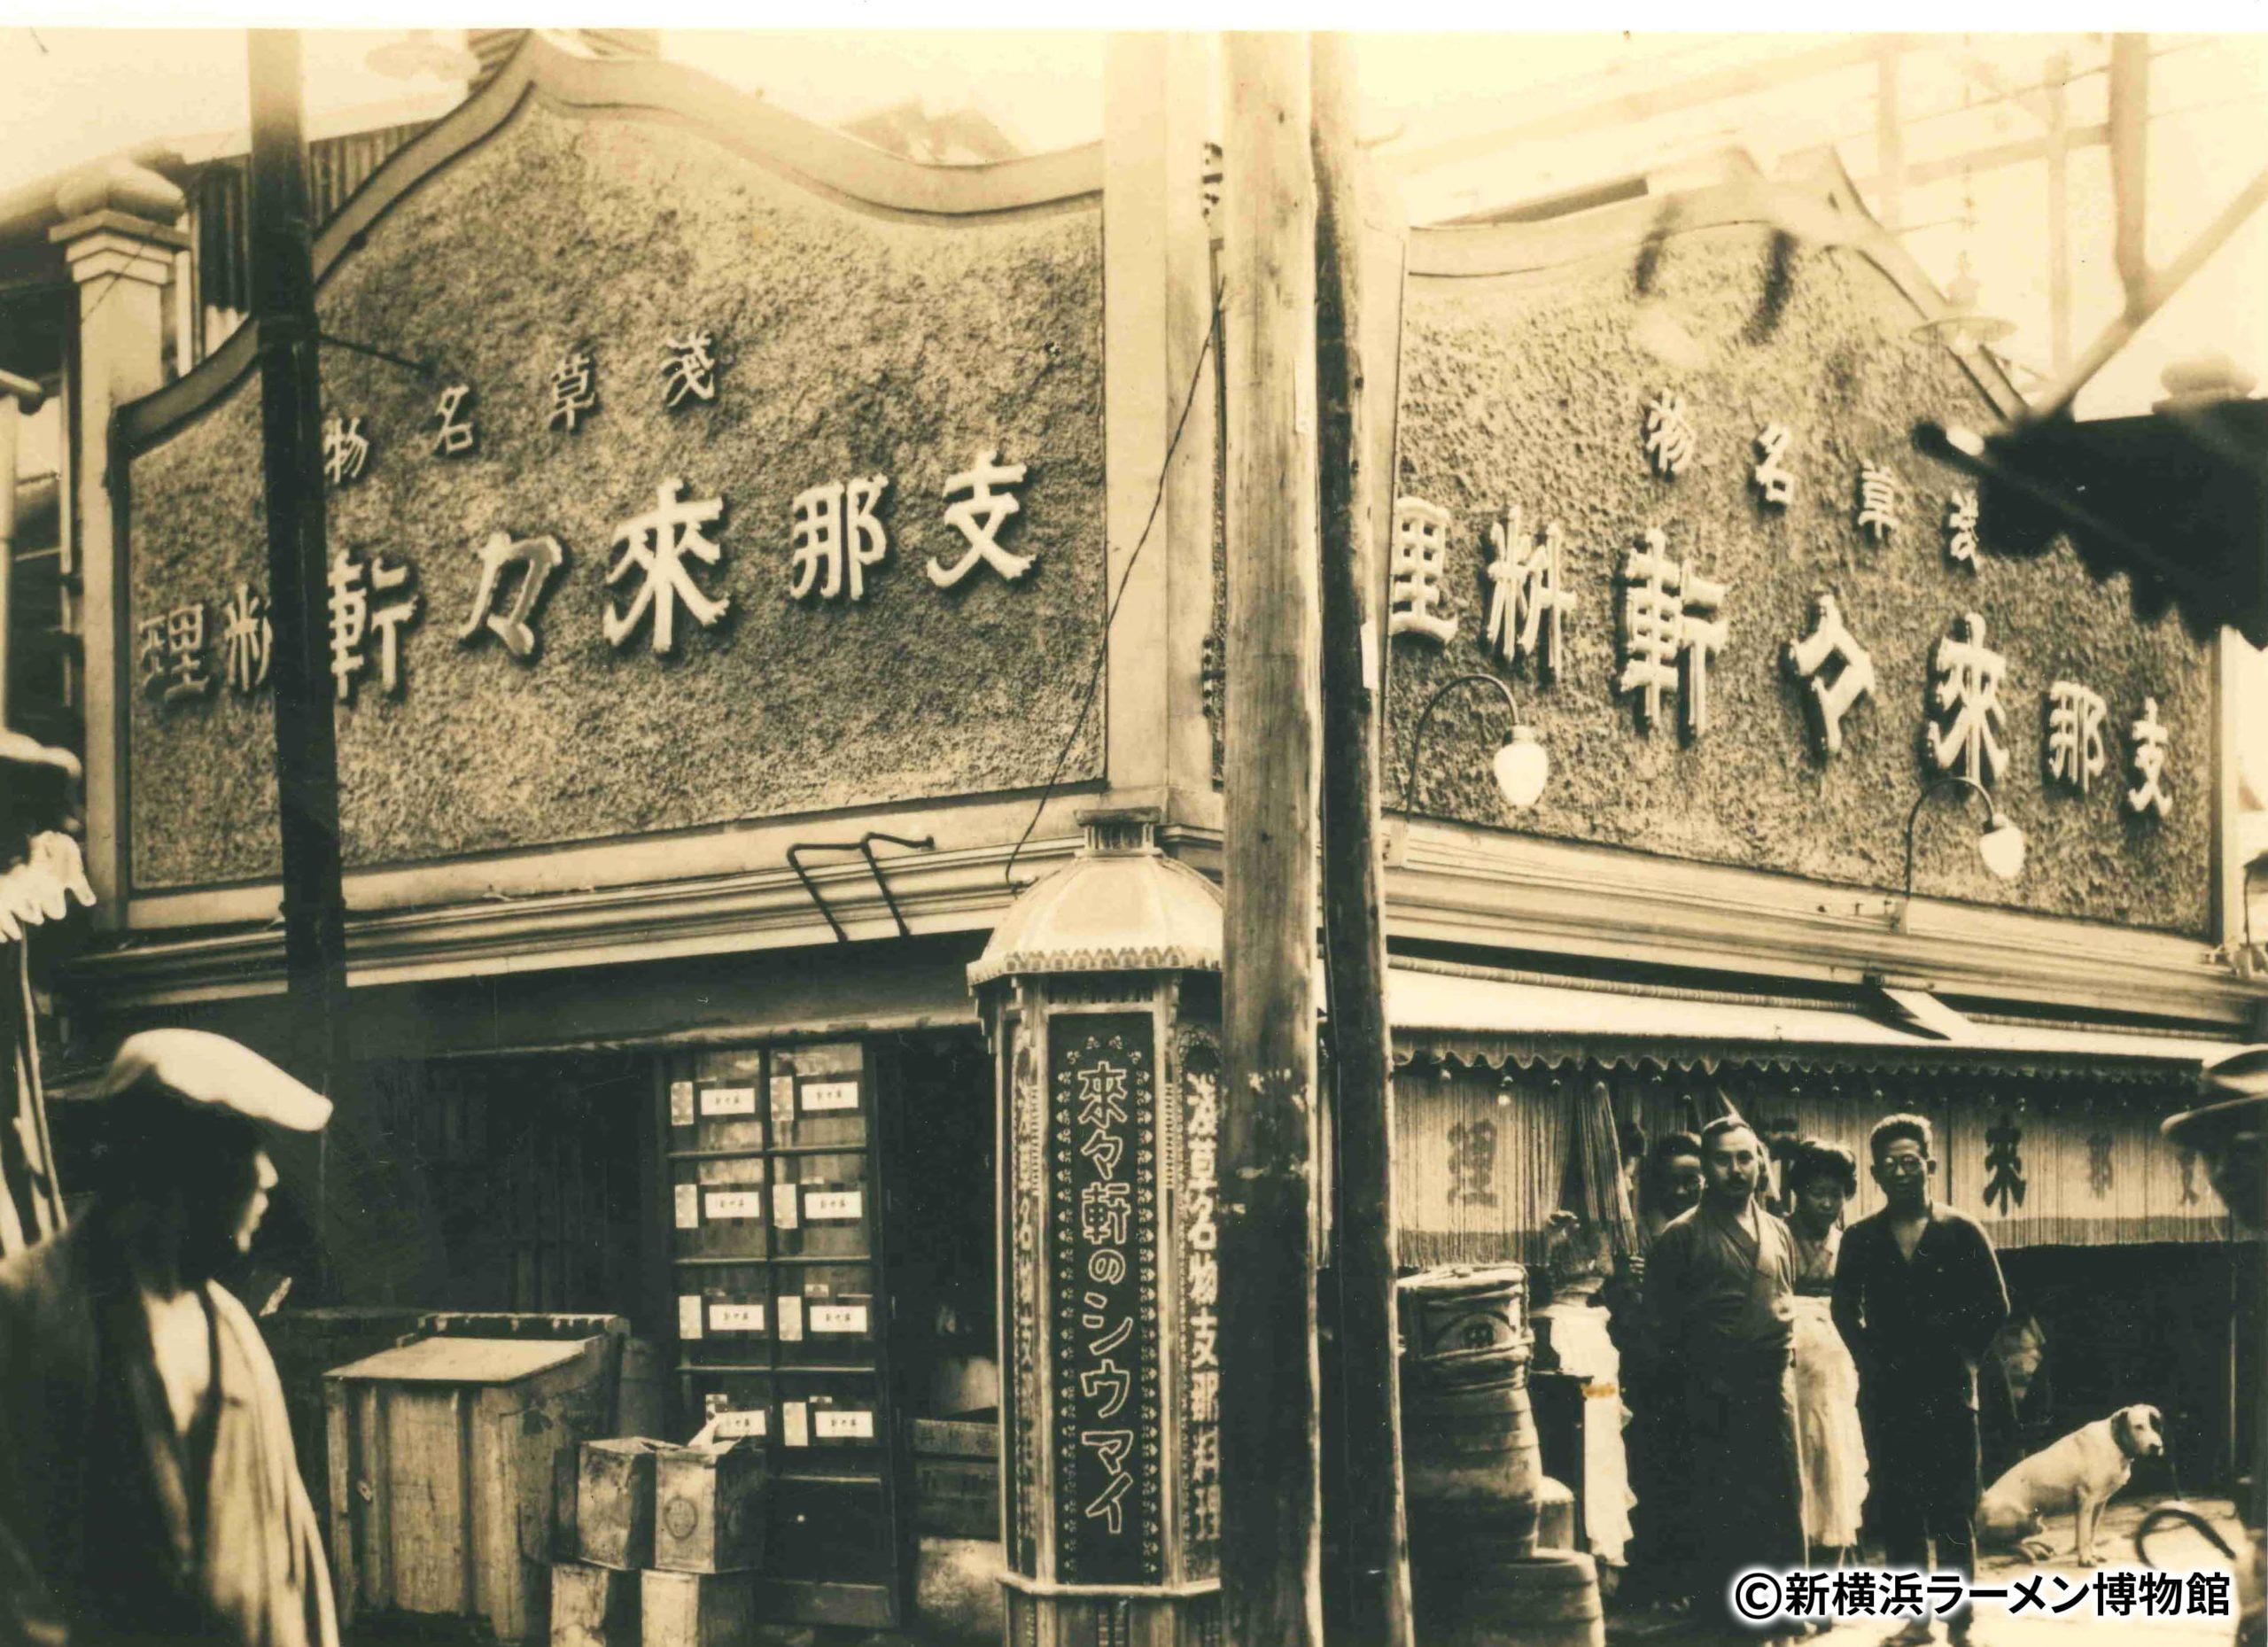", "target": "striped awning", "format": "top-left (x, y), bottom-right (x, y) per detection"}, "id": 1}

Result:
top-left (1385, 966), bottom-right (2241, 1083)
